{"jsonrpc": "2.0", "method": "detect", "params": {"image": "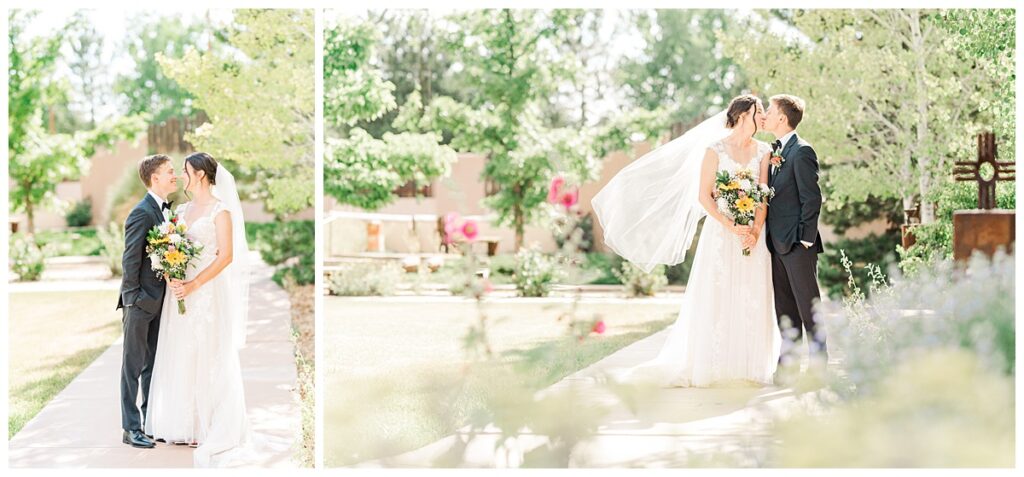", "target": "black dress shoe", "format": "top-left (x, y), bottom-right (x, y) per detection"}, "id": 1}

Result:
top-left (123, 429), bottom-right (156, 449)
top-left (146, 434), bottom-right (166, 443)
